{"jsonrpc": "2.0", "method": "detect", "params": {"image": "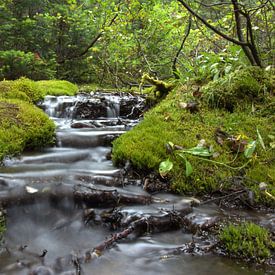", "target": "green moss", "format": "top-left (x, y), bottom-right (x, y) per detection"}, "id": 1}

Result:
top-left (0, 98), bottom-right (55, 161)
top-left (0, 78), bottom-right (78, 161)
top-left (201, 67), bottom-right (274, 111)
top-left (0, 77), bottom-right (44, 103)
top-left (112, 77), bottom-right (275, 205)
top-left (36, 80), bottom-right (78, 96)
top-left (220, 222), bottom-right (274, 262)
top-left (141, 73), bottom-right (174, 99)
